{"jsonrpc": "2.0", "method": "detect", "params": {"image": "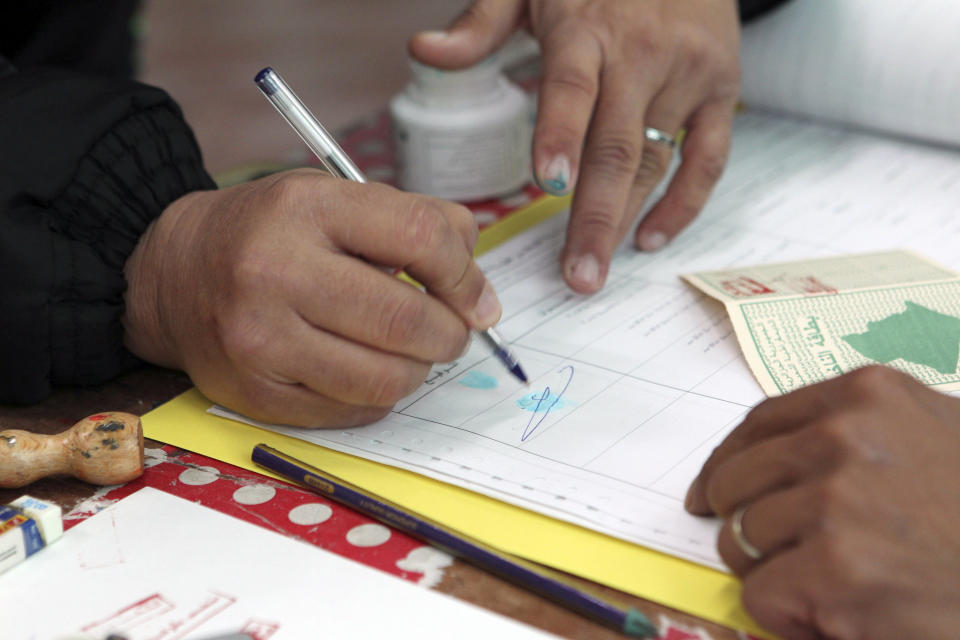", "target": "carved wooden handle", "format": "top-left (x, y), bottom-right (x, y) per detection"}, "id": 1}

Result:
top-left (0, 412), bottom-right (144, 488)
